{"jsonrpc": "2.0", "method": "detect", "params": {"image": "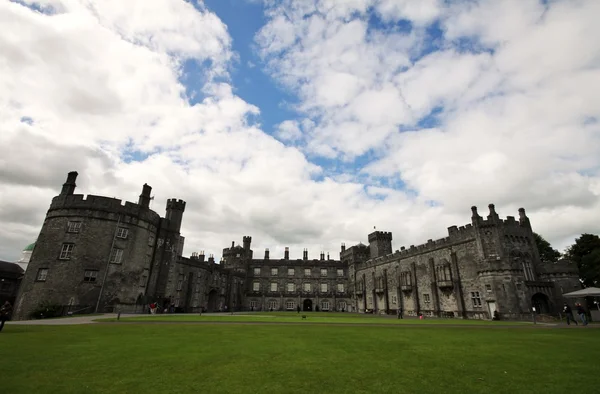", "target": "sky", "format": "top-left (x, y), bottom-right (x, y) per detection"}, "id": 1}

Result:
top-left (1, 0), bottom-right (599, 262)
